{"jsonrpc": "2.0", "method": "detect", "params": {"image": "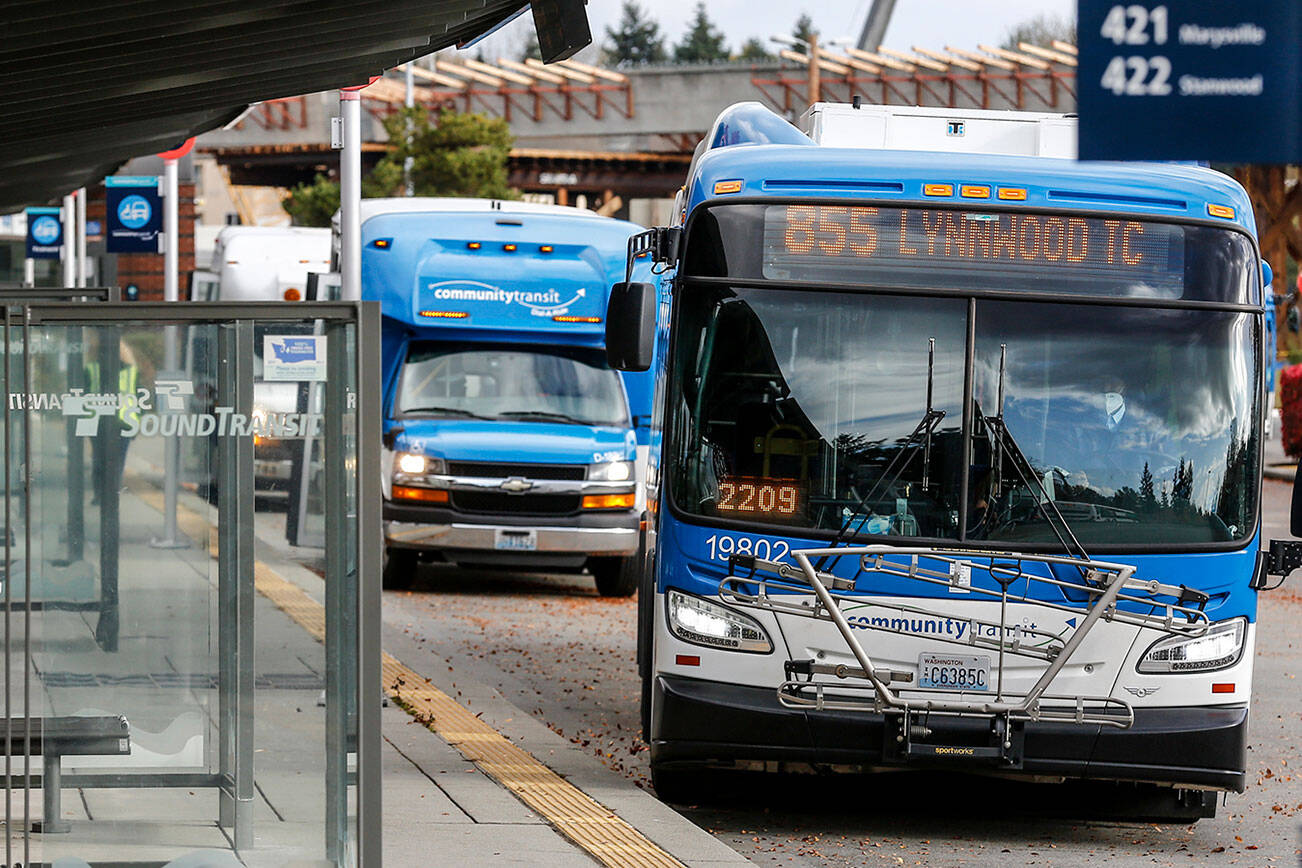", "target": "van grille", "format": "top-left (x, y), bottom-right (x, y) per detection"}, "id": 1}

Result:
top-left (451, 492), bottom-right (580, 516)
top-left (447, 461), bottom-right (586, 481)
